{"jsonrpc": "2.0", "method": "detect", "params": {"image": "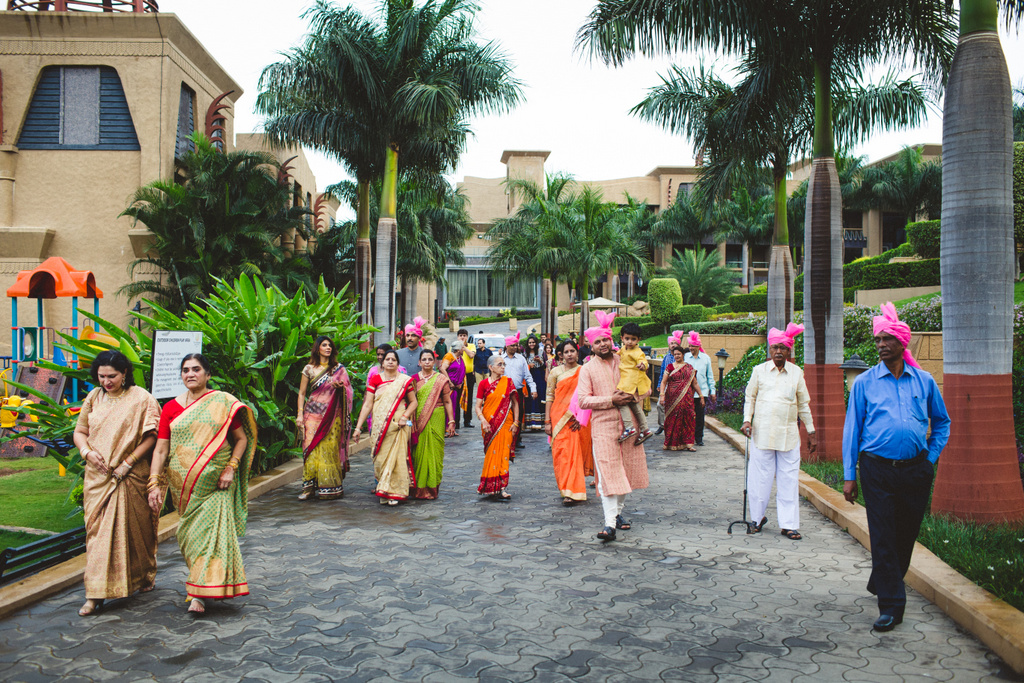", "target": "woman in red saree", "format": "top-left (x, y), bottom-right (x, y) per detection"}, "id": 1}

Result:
top-left (544, 340), bottom-right (593, 505)
top-left (296, 336), bottom-right (353, 500)
top-left (474, 354), bottom-right (519, 499)
top-left (658, 347), bottom-right (703, 451)
top-left (352, 349), bottom-right (417, 505)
